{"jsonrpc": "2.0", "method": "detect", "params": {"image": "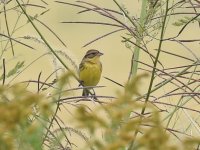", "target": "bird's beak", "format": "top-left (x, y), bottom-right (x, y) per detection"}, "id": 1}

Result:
top-left (98, 52), bottom-right (103, 56)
